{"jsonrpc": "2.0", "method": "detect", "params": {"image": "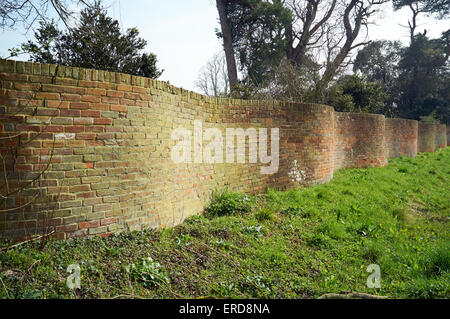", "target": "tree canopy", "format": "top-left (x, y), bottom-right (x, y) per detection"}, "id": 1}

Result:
top-left (327, 74), bottom-right (389, 114)
top-left (352, 32), bottom-right (449, 122)
top-left (18, 2), bottom-right (163, 78)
